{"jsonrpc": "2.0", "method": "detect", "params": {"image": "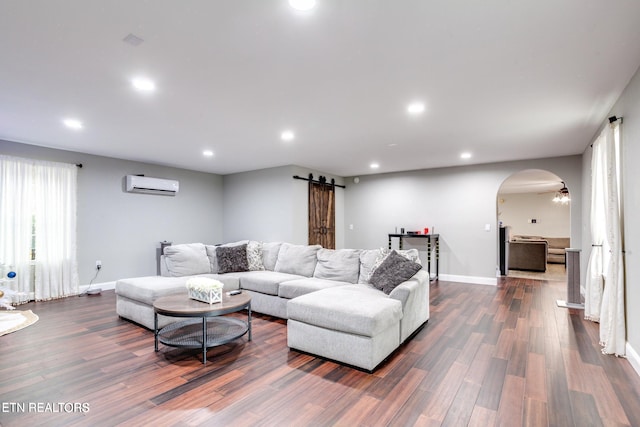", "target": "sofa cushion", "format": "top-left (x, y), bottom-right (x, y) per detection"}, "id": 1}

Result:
top-left (163, 243), bottom-right (211, 277)
top-left (278, 277), bottom-right (351, 299)
top-left (247, 241), bottom-right (266, 271)
top-left (287, 285), bottom-right (403, 337)
top-left (548, 248), bottom-right (565, 255)
top-left (261, 242), bottom-right (283, 271)
top-left (229, 271), bottom-right (306, 296)
top-left (274, 243), bottom-right (321, 277)
top-left (512, 235), bottom-right (545, 241)
top-left (370, 250), bottom-right (423, 294)
top-left (546, 237), bottom-right (570, 250)
top-left (205, 245), bottom-right (219, 273)
top-left (217, 244), bottom-right (249, 273)
top-left (313, 248), bottom-right (361, 283)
